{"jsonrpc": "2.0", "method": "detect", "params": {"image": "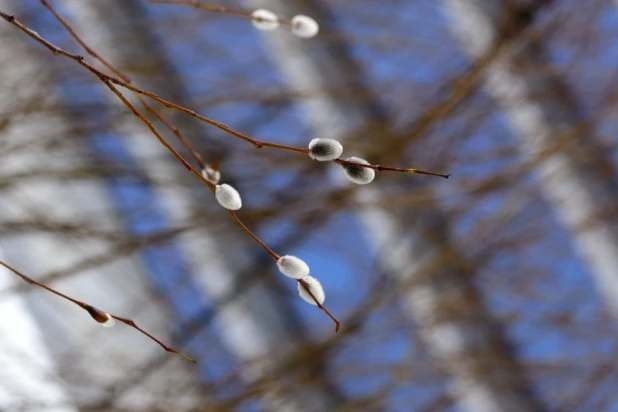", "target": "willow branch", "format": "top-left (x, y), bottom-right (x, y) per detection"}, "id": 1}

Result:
top-left (0, 260), bottom-right (196, 363)
top-left (0, 9), bottom-right (447, 177)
